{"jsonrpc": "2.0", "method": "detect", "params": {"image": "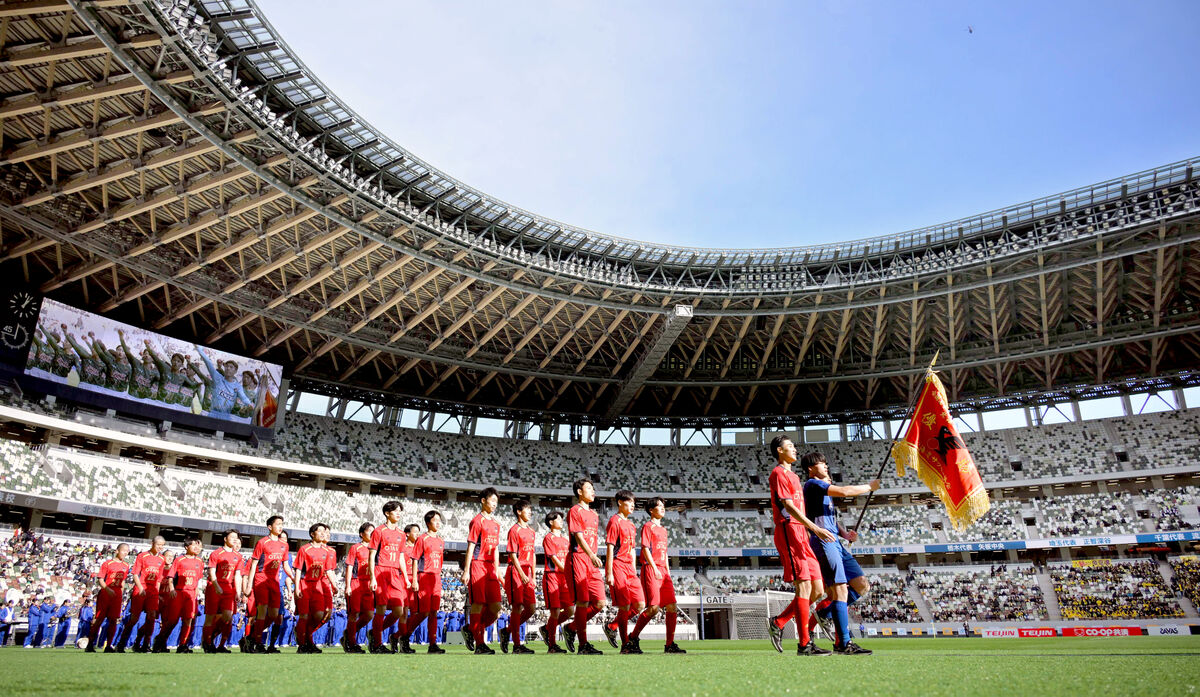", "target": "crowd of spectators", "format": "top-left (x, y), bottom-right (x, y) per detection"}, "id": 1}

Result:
top-left (1168, 557), bottom-right (1200, 609)
top-left (914, 565), bottom-right (1048, 622)
top-left (1052, 560), bottom-right (1184, 619)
